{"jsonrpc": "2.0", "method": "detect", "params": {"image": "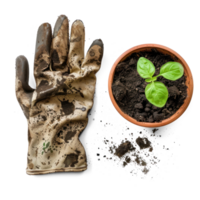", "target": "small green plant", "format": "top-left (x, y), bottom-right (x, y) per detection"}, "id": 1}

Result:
top-left (137, 57), bottom-right (184, 107)
top-left (42, 142), bottom-right (53, 155)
